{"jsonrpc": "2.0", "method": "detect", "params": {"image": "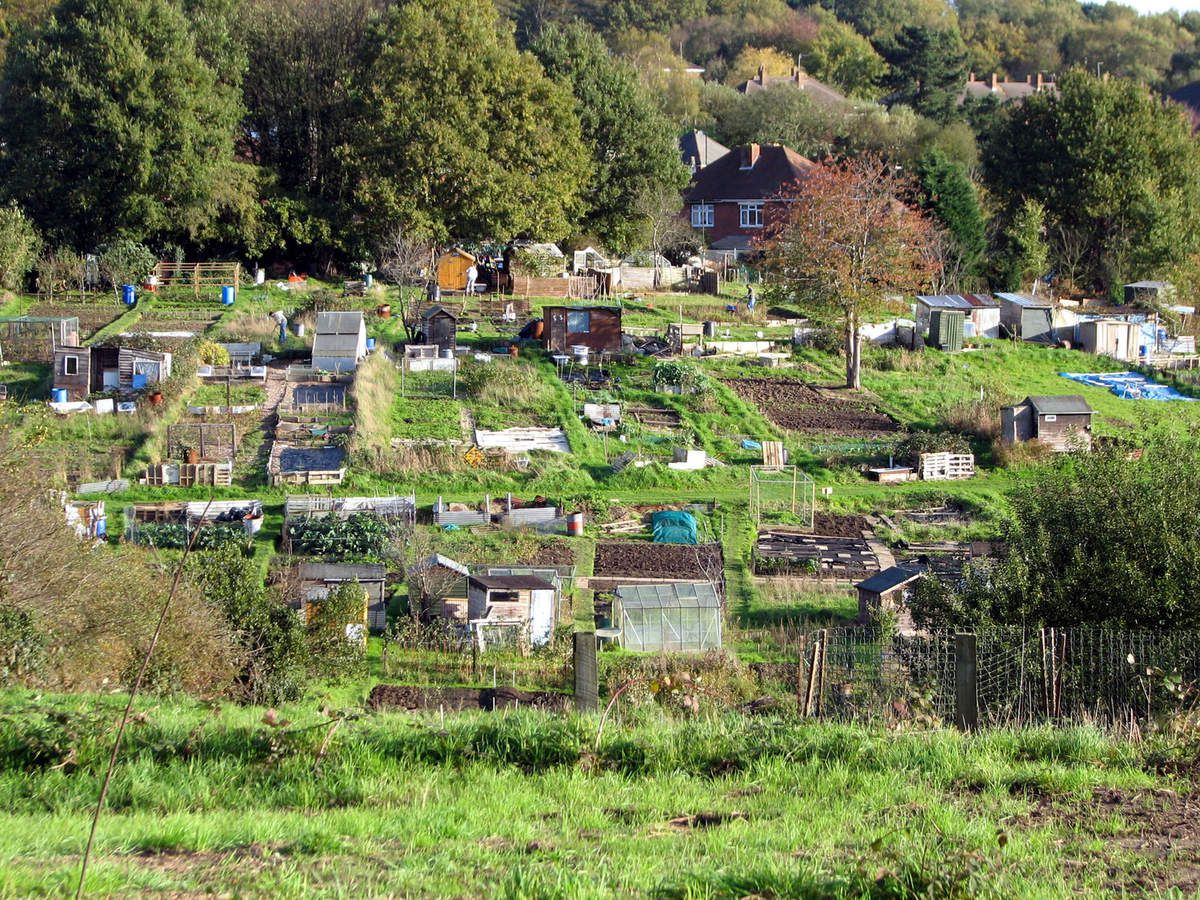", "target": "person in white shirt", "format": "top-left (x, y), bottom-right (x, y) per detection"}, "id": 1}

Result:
top-left (464, 264), bottom-right (478, 295)
top-left (270, 310), bottom-right (288, 342)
